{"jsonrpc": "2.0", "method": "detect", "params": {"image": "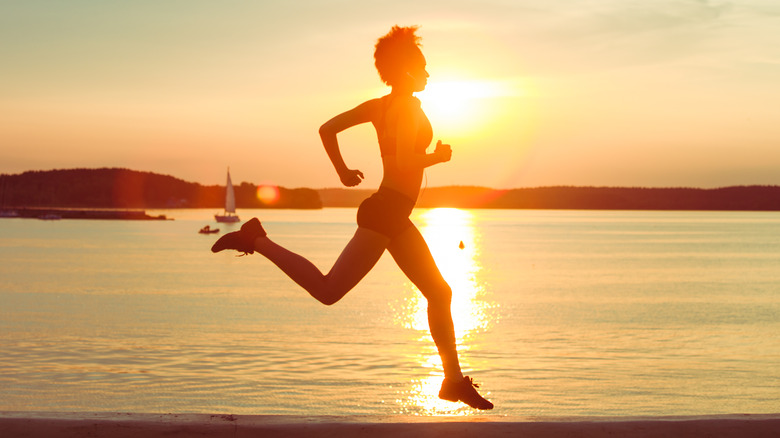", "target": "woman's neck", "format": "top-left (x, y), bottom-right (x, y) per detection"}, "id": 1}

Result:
top-left (390, 86), bottom-right (414, 98)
